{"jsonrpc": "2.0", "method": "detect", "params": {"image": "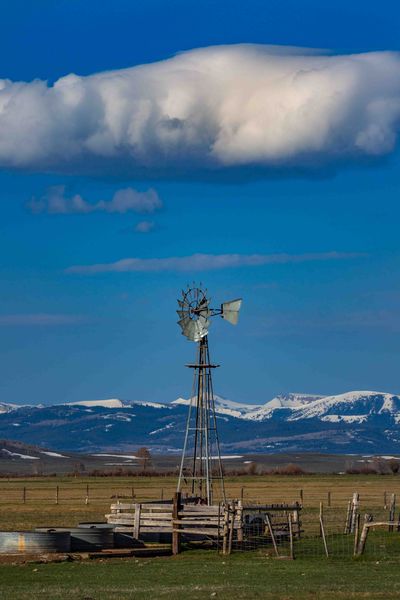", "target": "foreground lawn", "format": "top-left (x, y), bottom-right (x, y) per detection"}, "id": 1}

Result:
top-left (0, 551), bottom-right (400, 600)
